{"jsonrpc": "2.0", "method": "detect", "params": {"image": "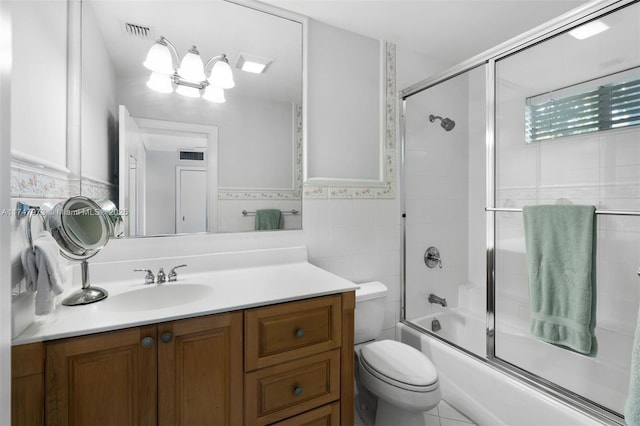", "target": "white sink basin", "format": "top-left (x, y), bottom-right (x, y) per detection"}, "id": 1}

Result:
top-left (102, 283), bottom-right (213, 312)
